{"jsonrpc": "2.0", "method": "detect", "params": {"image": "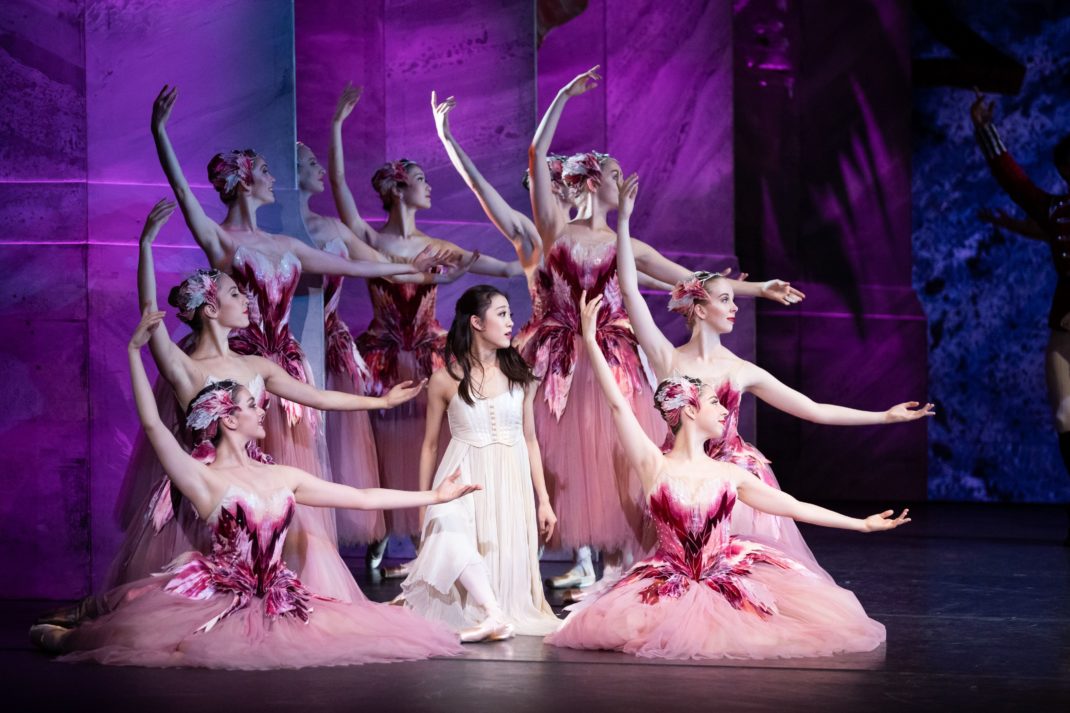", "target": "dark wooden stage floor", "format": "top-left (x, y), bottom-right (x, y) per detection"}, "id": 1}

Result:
top-left (5, 503), bottom-right (1069, 712)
